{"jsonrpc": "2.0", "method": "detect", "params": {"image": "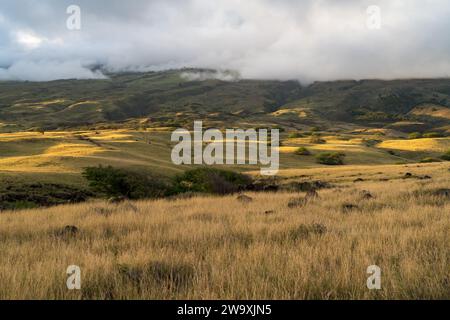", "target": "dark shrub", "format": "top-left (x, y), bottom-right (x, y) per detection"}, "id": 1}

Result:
top-left (315, 152), bottom-right (346, 165)
top-left (288, 132), bottom-right (303, 139)
top-left (83, 165), bottom-right (167, 199)
top-left (295, 147), bottom-right (311, 156)
top-left (423, 132), bottom-right (443, 138)
top-left (362, 139), bottom-right (381, 147)
top-left (0, 183), bottom-right (91, 210)
top-left (408, 132), bottom-right (422, 139)
top-left (420, 157), bottom-right (441, 163)
top-left (284, 180), bottom-right (330, 192)
top-left (441, 150), bottom-right (450, 161)
top-left (171, 168), bottom-right (251, 195)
